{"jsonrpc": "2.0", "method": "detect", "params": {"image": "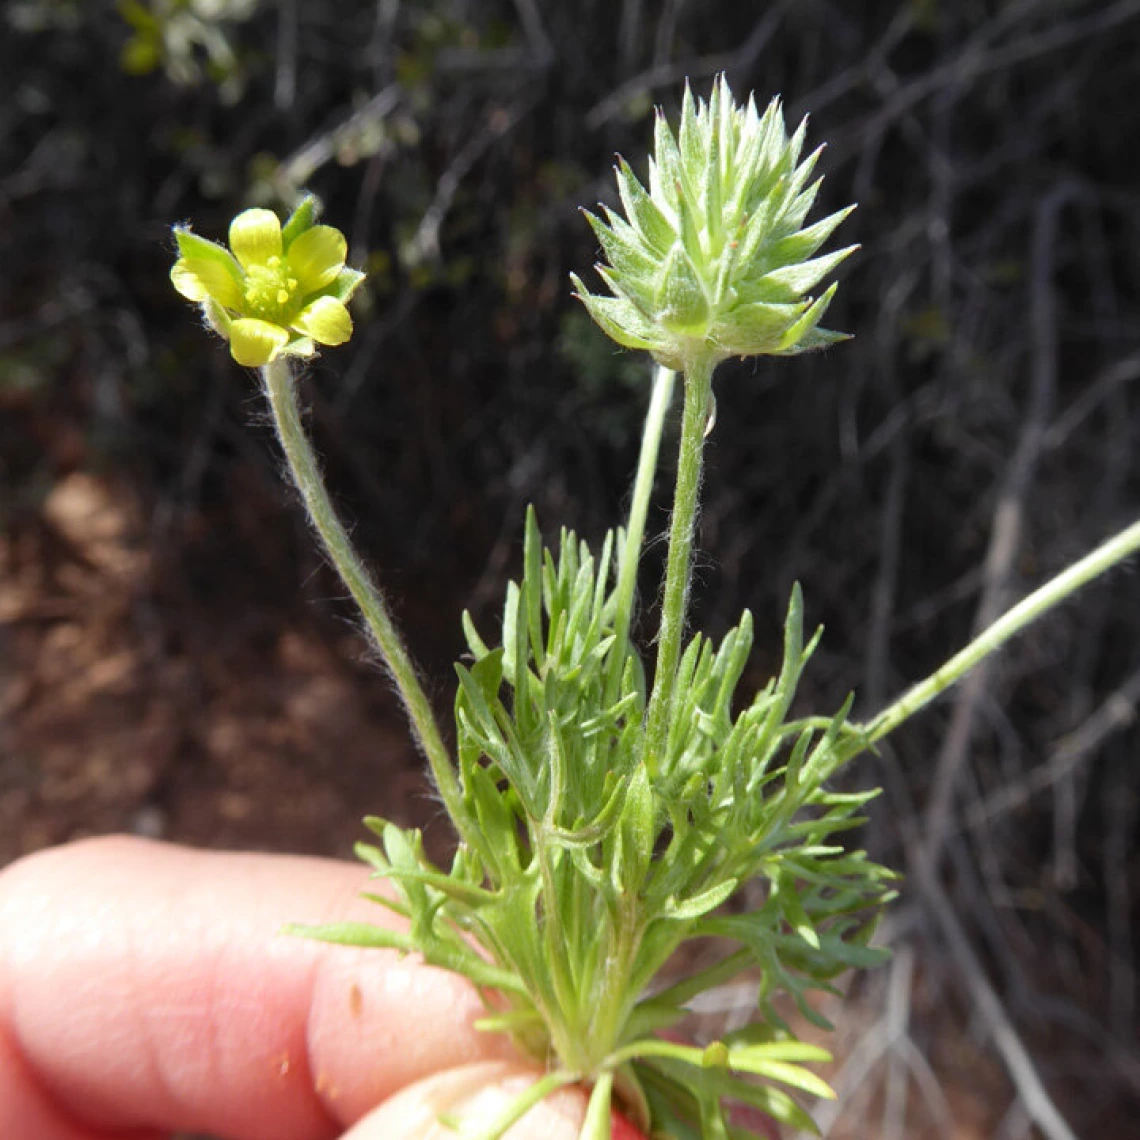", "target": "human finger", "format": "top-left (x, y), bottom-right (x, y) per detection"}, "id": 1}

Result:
top-left (0, 835), bottom-right (512, 1140)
